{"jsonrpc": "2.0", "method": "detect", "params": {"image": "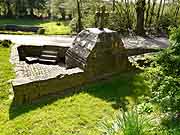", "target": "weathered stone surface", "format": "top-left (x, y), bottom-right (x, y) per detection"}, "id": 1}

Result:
top-left (65, 28), bottom-right (129, 74)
